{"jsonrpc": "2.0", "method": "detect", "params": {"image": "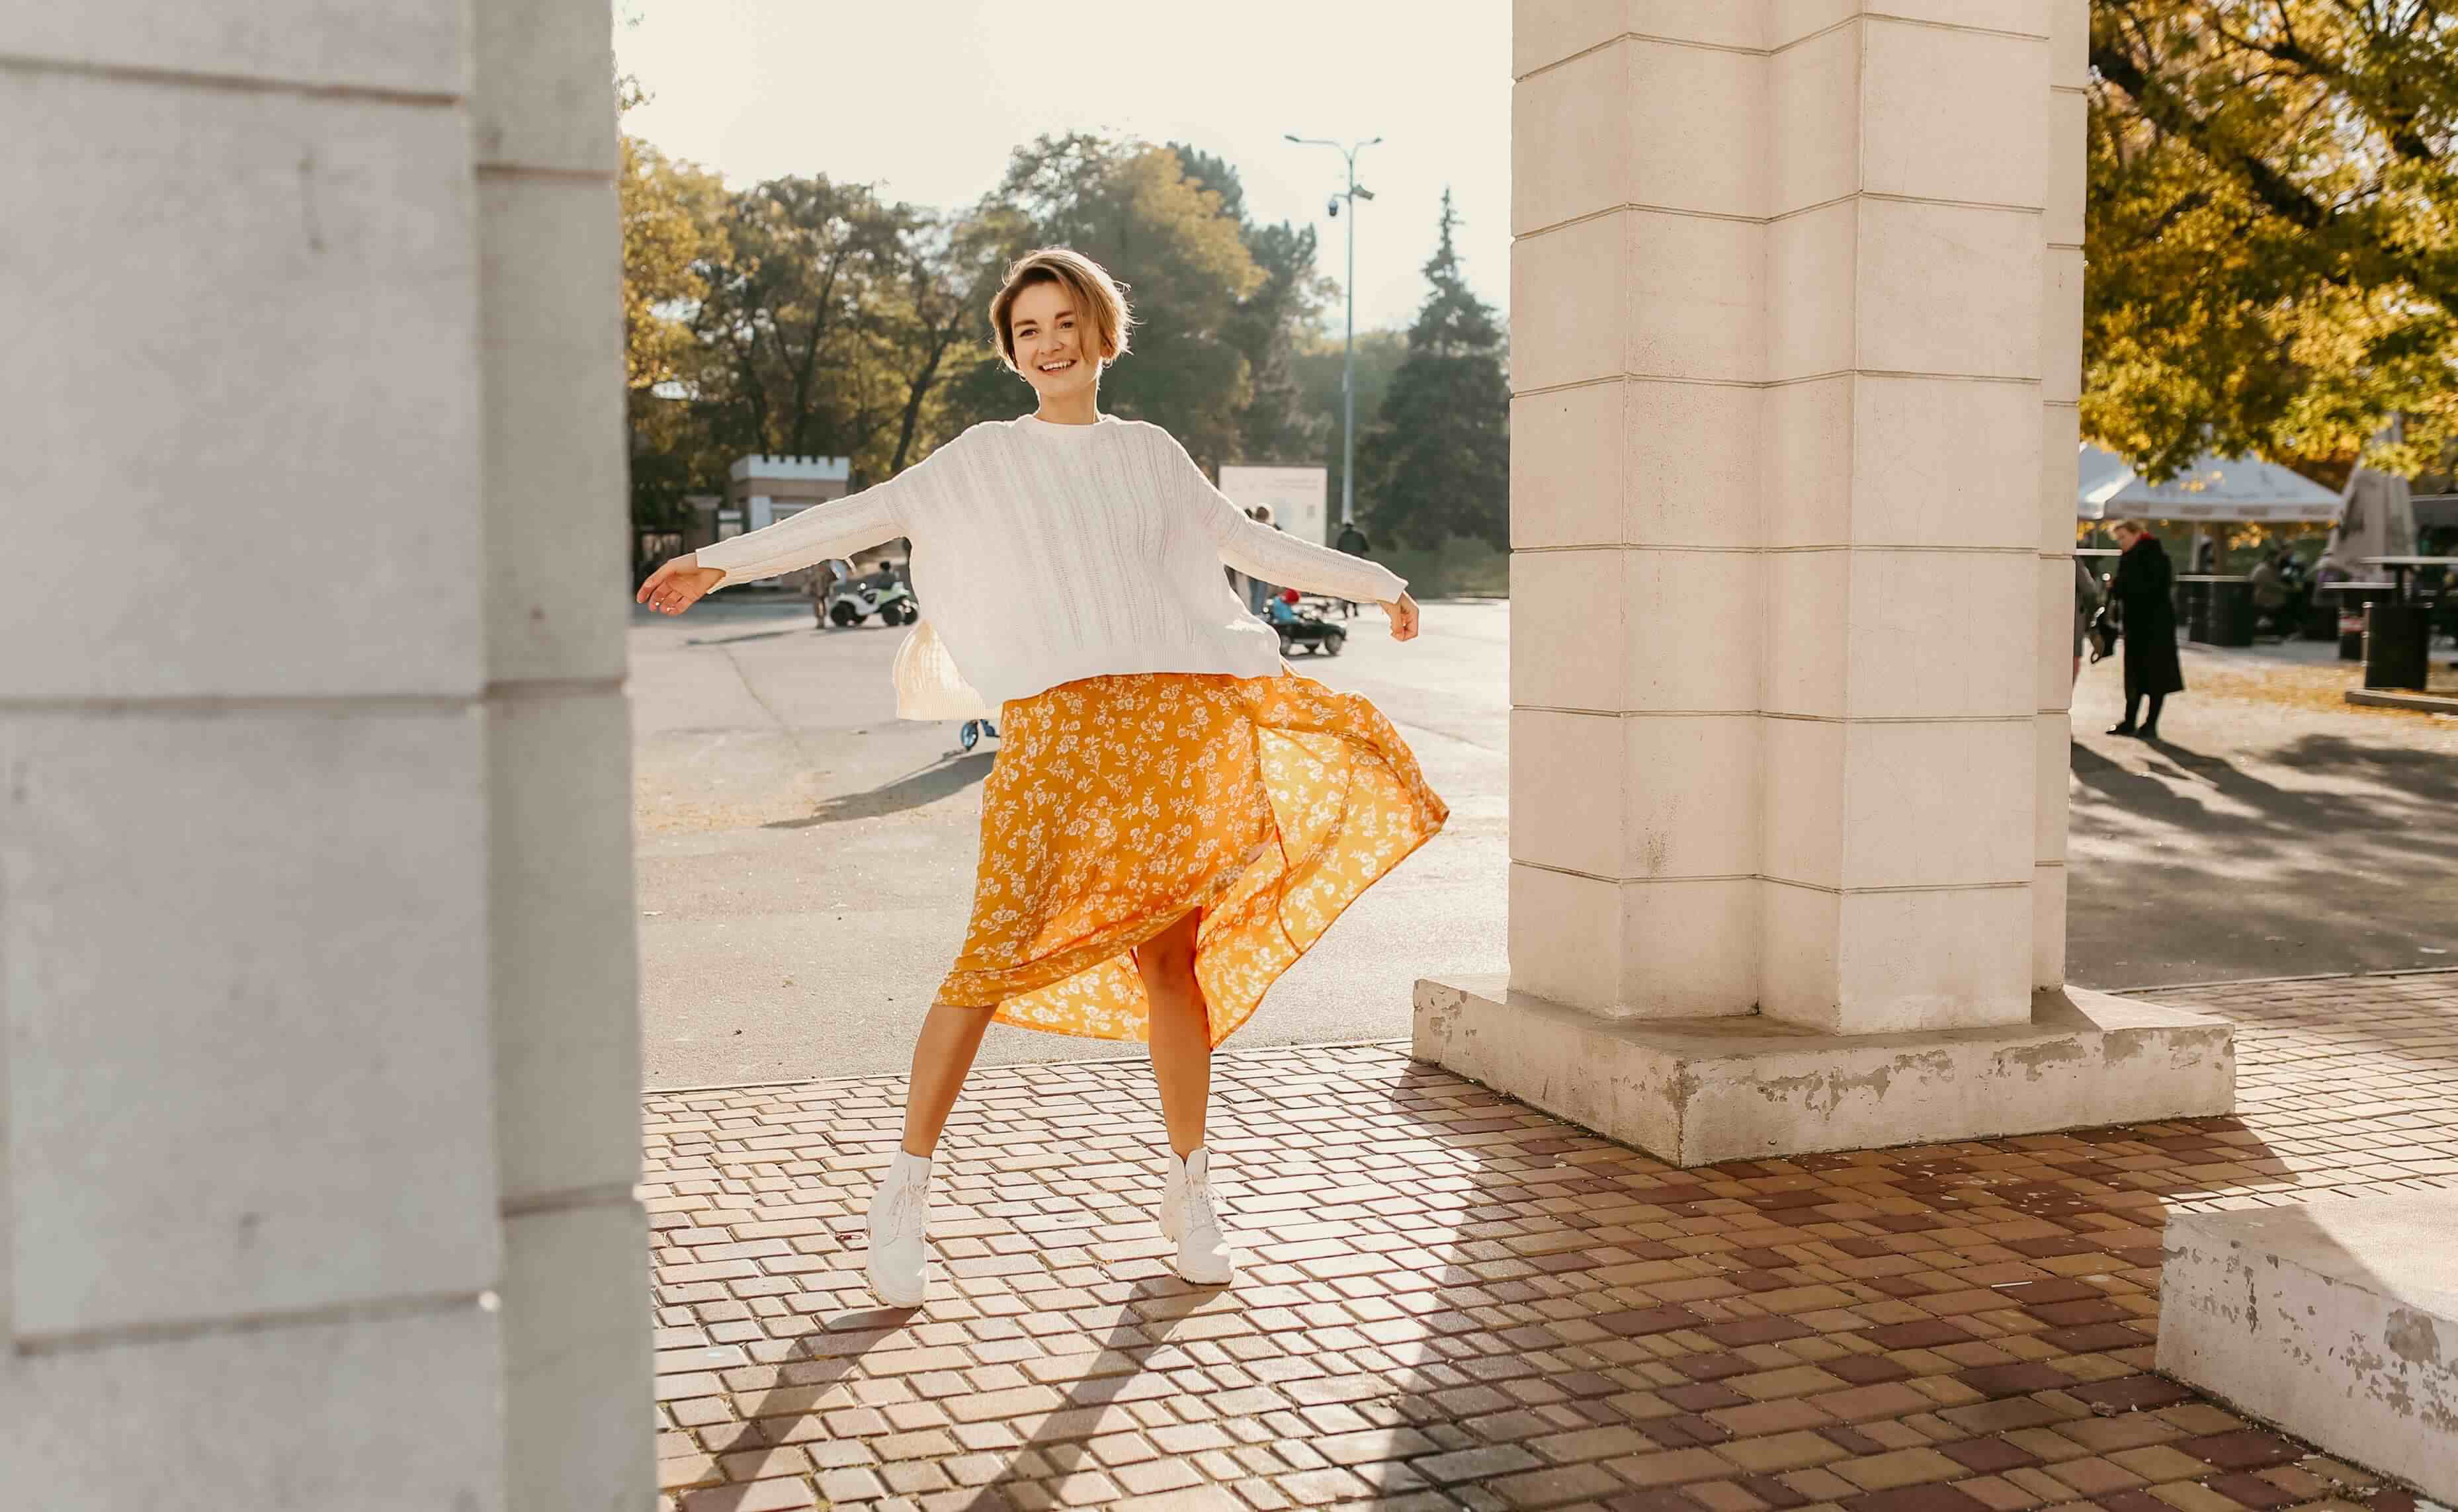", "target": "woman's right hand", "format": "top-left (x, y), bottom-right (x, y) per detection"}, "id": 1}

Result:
top-left (638, 554), bottom-right (727, 615)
